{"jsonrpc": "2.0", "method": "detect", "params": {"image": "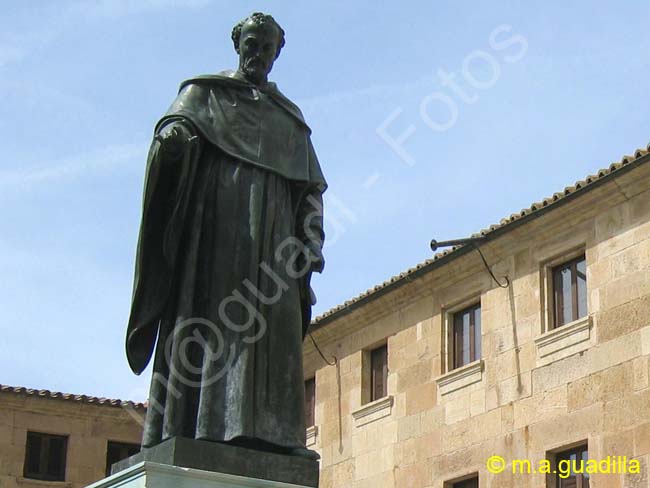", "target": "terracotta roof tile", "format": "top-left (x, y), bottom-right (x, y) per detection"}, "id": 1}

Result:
top-left (0, 384), bottom-right (146, 410)
top-left (313, 143), bottom-right (650, 326)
